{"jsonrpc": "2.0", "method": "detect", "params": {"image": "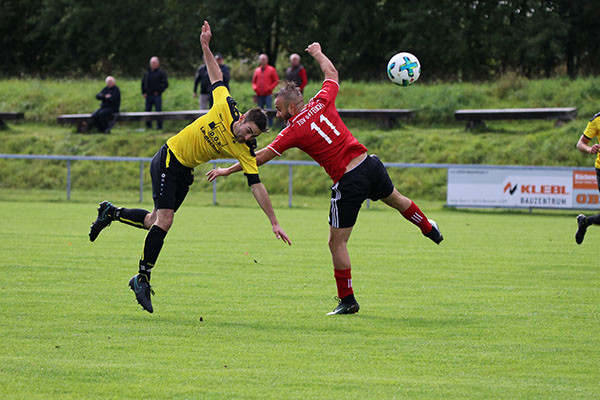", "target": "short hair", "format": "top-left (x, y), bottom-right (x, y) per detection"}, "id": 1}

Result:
top-left (245, 108), bottom-right (268, 133)
top-left (275, 81), bottom-right (303, 106)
